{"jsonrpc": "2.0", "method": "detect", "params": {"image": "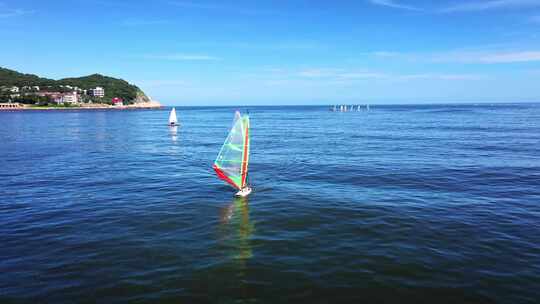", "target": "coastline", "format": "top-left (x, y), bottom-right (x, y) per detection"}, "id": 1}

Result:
top-left (0, 101), bottom-right (163, 111)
